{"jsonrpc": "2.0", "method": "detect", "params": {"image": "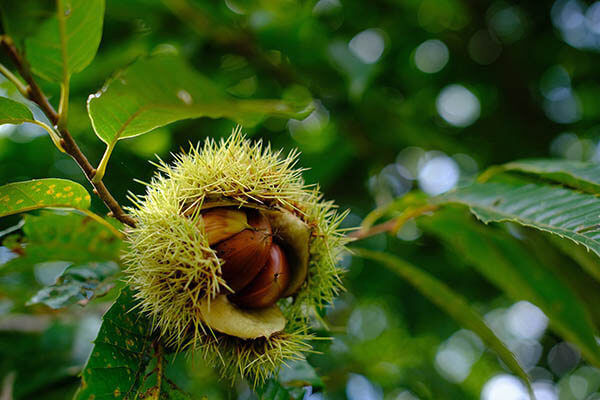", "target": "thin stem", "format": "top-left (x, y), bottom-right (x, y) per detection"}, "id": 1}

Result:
top-left (58, 79), bottom-right (70, 130)
top-left (148, 340), bottom-right (164, 400)
top-left (0, 62), bottom-right (29, 98)
top-left (477, 165), bottom-right (505, 183)
top-left (350, 204), bottom-right (438, 240)
top-left (79, 209), bottom-right (124, 239)
top-left (0, 36), bottom-right (57, 123)
top-left (56, 0), bottom-right (70, 130)
top-left (30, 120), bottom-right (65, 153)
top-left (0, 35), bottom-right (137, 228)
top-left (93, 141), bottom-right (116, 183)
